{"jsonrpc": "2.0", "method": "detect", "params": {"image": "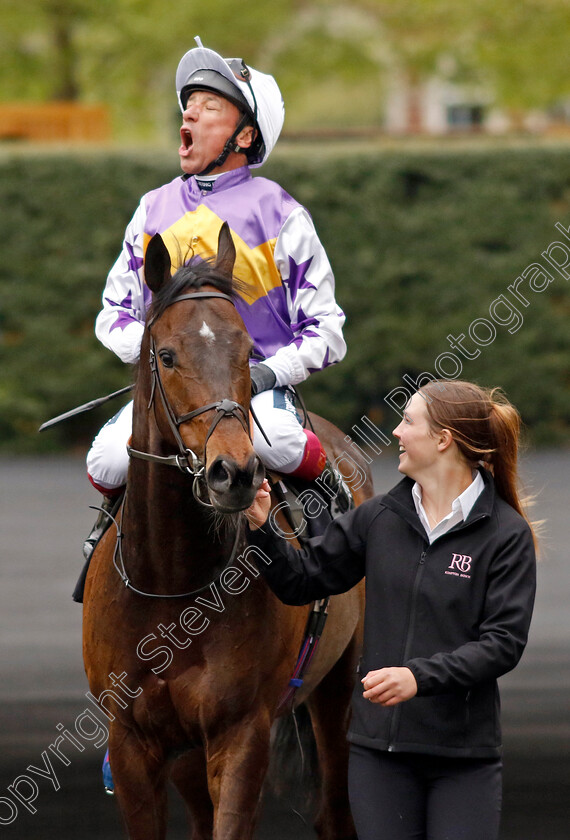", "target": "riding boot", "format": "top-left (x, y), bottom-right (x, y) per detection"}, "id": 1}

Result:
top-left (316, 458), bottom-right (353, 518)
top-left (286, 429), bottom-right (353, 523)
top-left (102, 748), bottom-right (114, 795)
top-left (73, 492), bottom-right (123, 604)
